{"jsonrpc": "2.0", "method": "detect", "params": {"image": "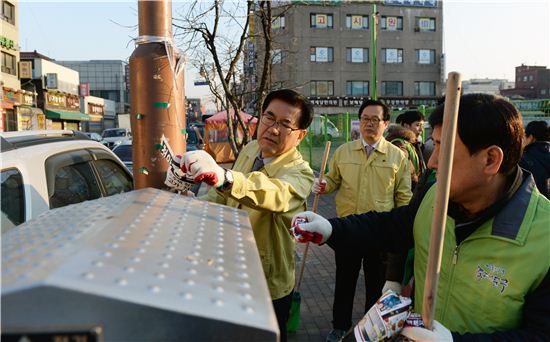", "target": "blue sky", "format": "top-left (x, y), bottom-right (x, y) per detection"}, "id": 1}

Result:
top-left (19, 1), bottom-right (550, 98)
